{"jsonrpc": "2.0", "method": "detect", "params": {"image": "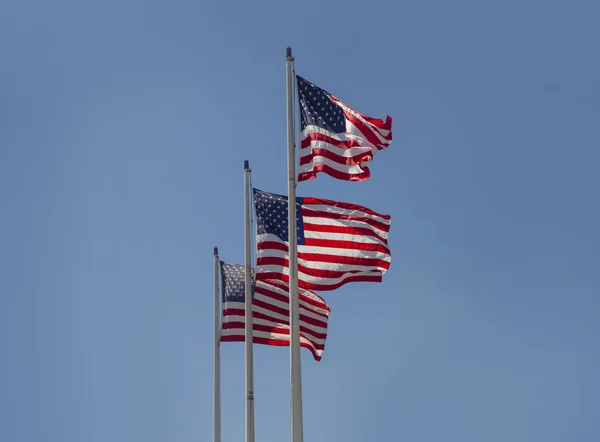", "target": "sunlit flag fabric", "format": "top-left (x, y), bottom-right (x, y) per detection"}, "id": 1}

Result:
top-left (219, 261), bottom-right (330, 361)
top-left (296, 75), bottom-right (392, 182)
top-left (254, 188), bottom-right (391, 291)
